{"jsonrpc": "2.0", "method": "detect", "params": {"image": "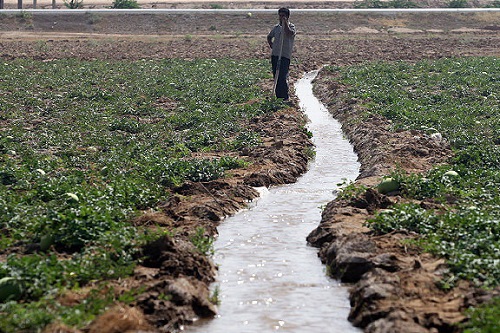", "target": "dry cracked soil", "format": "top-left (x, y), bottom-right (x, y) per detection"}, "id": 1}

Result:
top-left (1, 3), bottom-right (500, 333)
